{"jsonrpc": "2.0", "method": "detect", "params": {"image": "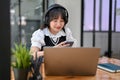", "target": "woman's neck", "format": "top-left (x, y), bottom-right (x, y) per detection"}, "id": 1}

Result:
top-left (49, 29), bottom-right (58, 35)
